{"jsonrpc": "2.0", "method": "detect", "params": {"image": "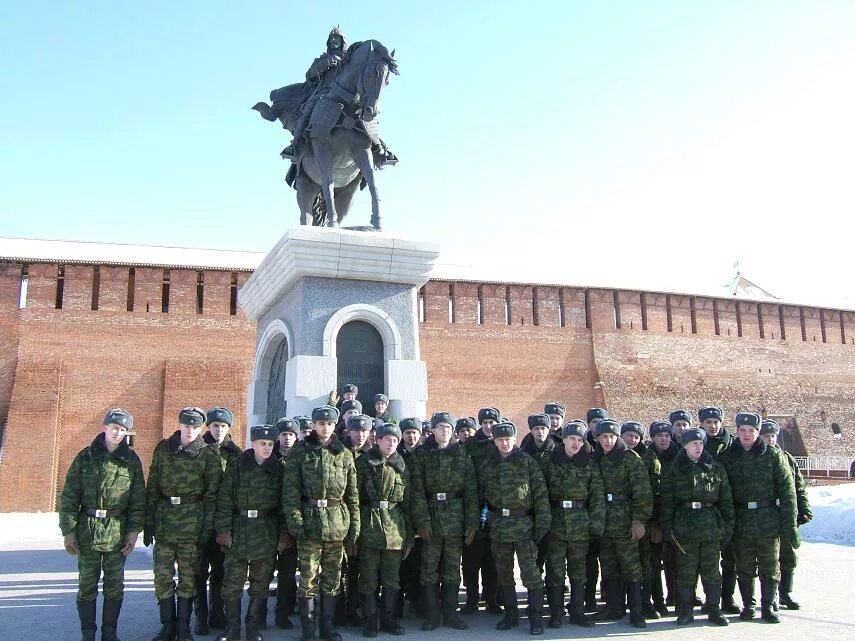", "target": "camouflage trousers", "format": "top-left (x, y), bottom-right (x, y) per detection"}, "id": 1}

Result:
top-left (638, 533), bottom-right (653, 579)
top-left (77, 549), bottom-right (127, 602)
top-left (734, 535), bottom-right (780, 581)
top-left (298, 540), bottom-right (344, 598)
top-left (153, 539), bottom-right (201, 599)
top-left (544, 537), bottom-right (589, 587)
top-left (359, 546), bottom-right (403, 592)
top-left (221, 551), bottom-right (276, 599)
top-left (492, 539), bottom-right (542, 590)
top-left (420, 535), bottom-right (463, 585)
top-left (779, 538), bottom-right (798, 572)
top-left (674, 539), bottom-right (722, 585)
top-left (599, 535), bottom-right (642, 582)
top-left (462, 532), bottom-right (497, 599)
